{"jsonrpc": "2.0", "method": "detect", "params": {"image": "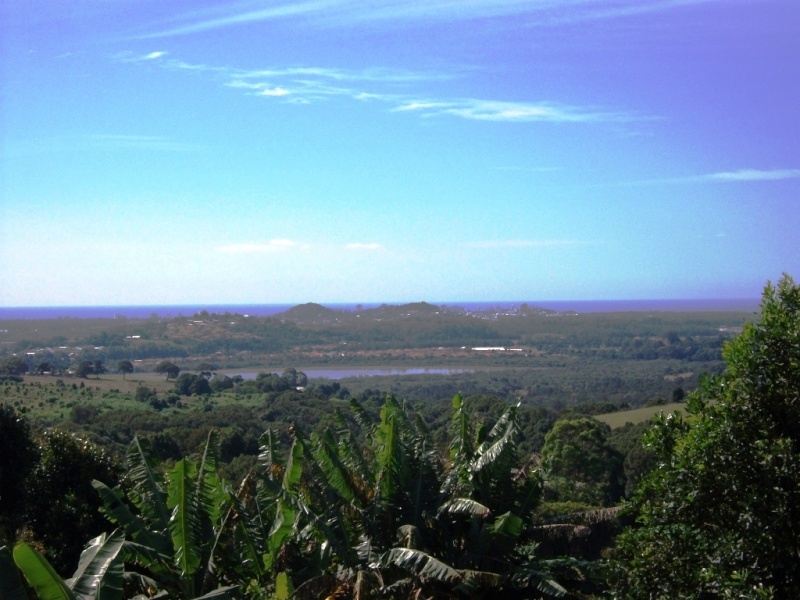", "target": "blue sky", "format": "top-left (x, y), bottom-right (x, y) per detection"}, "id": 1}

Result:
top-left (1, 0), bottom-right (798, 306)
